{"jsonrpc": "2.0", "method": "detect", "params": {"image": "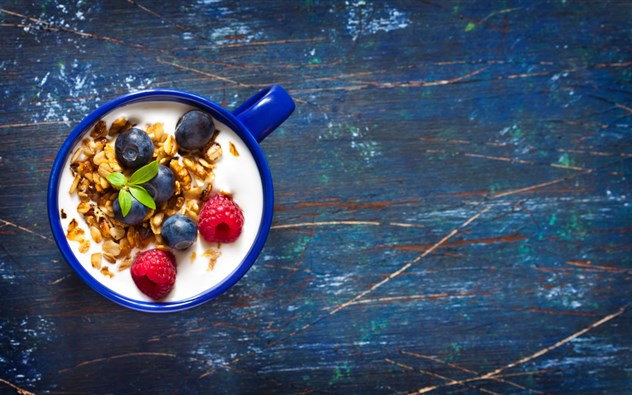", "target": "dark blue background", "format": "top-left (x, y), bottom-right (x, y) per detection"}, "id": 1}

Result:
top-left (1, 1), bottom-right (630, 394)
